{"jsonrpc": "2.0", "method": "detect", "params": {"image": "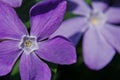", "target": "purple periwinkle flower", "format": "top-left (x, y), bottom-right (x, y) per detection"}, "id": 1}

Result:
top-left (51, 0), bottom-right (120, 70)
top-left (0, 0), bottom-right (22, 7)
top-left (0, 0), bottom-right (76, 80)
